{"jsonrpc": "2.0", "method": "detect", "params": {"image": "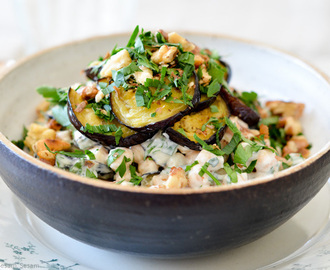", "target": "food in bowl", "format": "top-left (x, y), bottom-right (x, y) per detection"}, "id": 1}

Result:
top-left (14, 26), bottom-right (311, 189)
